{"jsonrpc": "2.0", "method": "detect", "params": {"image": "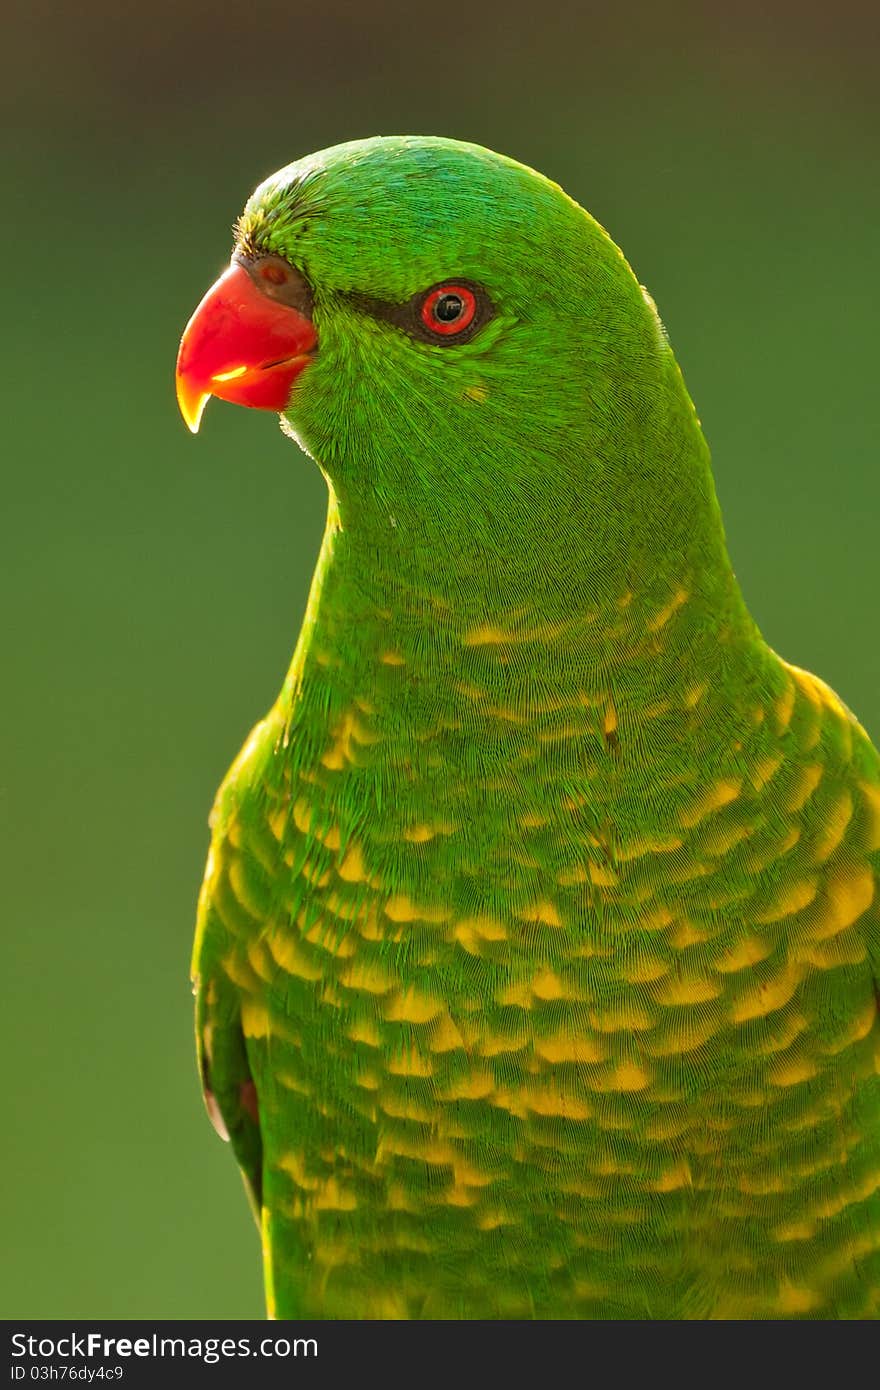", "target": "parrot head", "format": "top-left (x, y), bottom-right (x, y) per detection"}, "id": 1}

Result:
top-left (176, 135), bottom-right (704, 551)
